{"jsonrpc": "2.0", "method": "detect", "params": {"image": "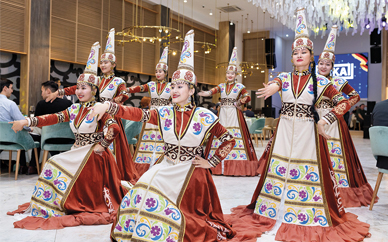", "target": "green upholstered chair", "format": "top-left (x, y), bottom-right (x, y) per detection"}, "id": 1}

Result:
top-left (40, 122), bottom-right (75, 172)
top-left (369, 126), bottom-right (388, 210)
top-left (124, 121), bottom-right (143, 154)
top-left (248, 118), bottom-right (266, 147)
top-left (0, 122), bottom-right (40, 180)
